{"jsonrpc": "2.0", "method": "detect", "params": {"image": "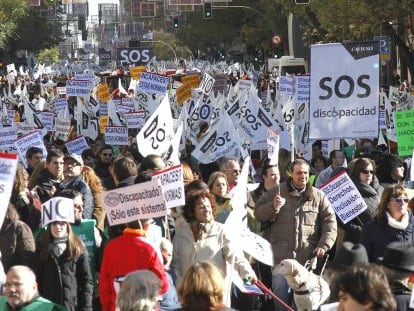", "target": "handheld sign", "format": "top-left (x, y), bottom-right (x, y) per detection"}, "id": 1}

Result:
top-left (41, 197), bottom-right (75, 227)
top-left (101, 179), bottom-right (167, 226)
top-left (320, 171), bottom-right (367, 224)
top-left (152, 165), bottom-right (185, 209)
top-left (0, 152), bottom-right (18, 229)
